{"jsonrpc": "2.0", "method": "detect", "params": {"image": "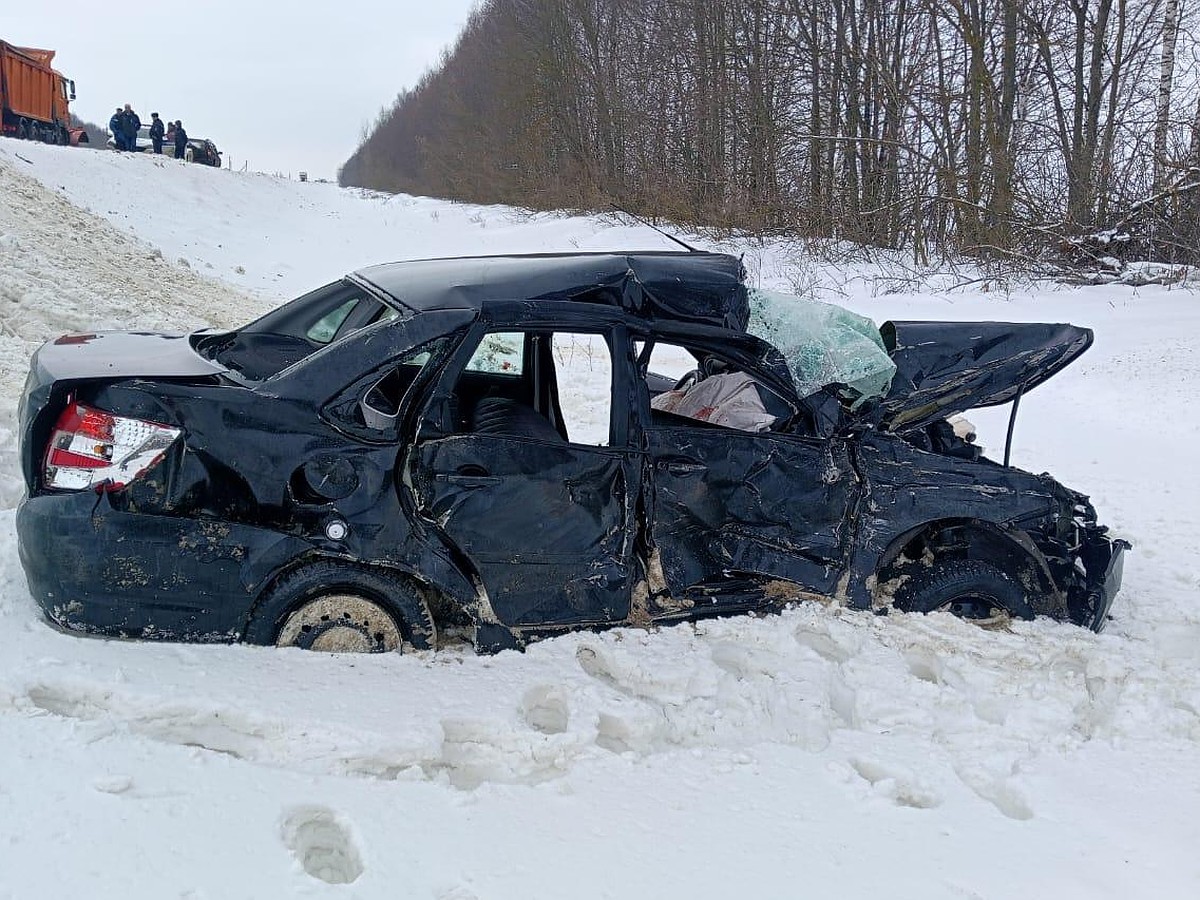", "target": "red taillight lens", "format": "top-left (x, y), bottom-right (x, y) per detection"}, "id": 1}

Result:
top-left (43, 402), bottom-right (181, 492)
